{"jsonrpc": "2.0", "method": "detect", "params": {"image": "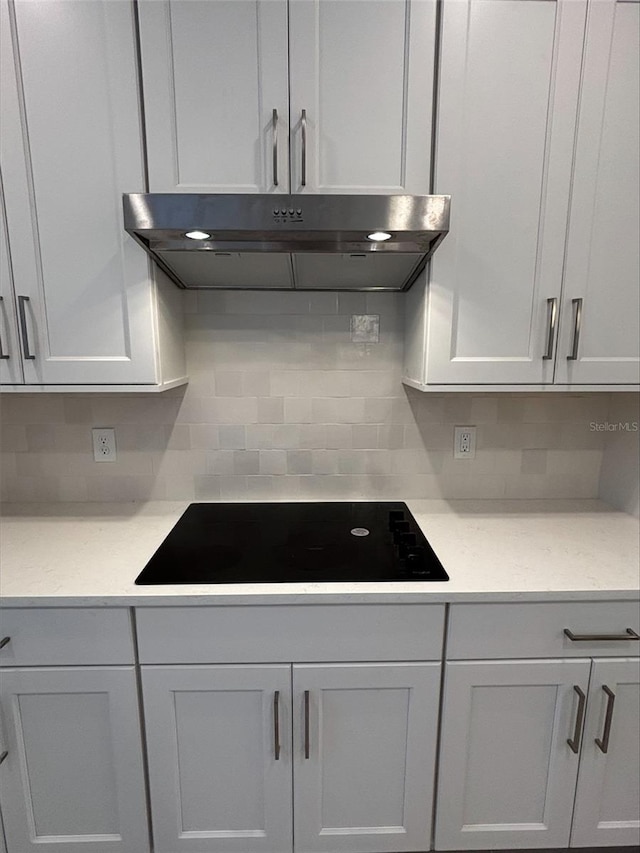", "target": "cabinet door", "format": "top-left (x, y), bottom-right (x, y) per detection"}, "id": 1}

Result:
top-left (0, 176), bottom-right (23, 385)
top-left (555, 0), bottom-right (640, 386)
top-left (435, 659), bottom-right (591, 850)
top-left (423, 0), bottom-right (587, 384)
top-left (141, 665), bottom-right (292, 853)
top-left (288, 0), bottom-right (436, 194)
top-left (571, 657), bottom-right (640, 847)
top-left (292, 662), bottom-right (439, 853)
top-left (138, 0), bottom-right (289, 194)
top-left (0, 0), bottom-right (158, 385)
top-left (0, 667), bottom-right (150, 853)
